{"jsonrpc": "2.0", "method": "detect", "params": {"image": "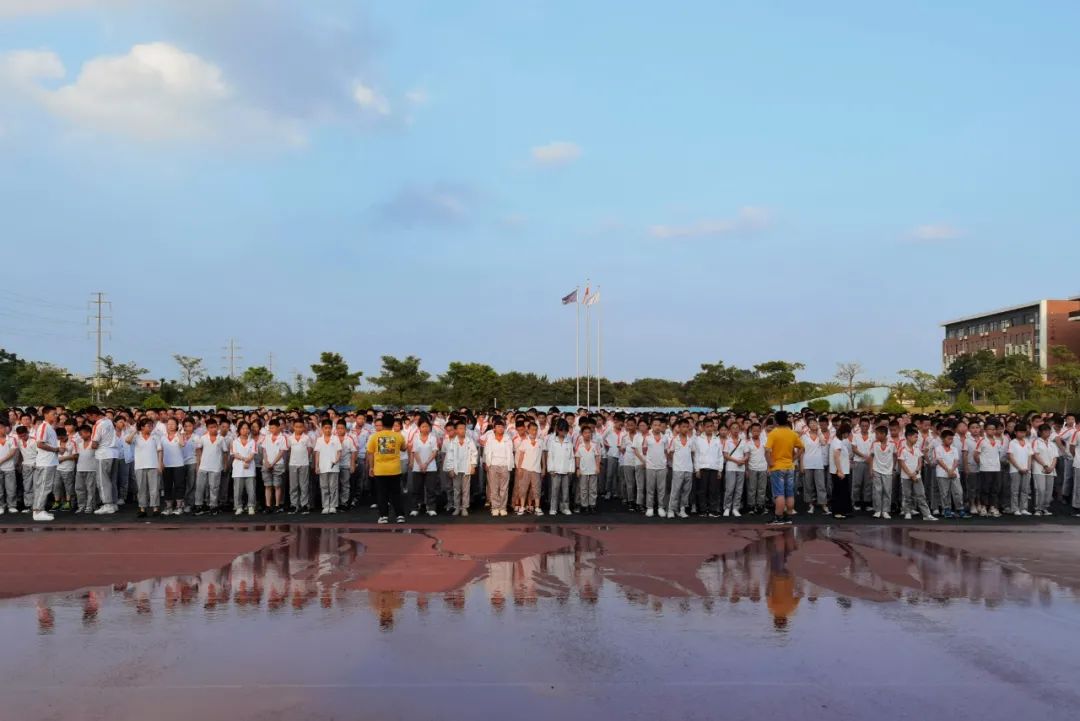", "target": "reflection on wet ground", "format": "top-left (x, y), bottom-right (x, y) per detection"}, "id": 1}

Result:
top-left (2, 524), bottom-right (1079, 721)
